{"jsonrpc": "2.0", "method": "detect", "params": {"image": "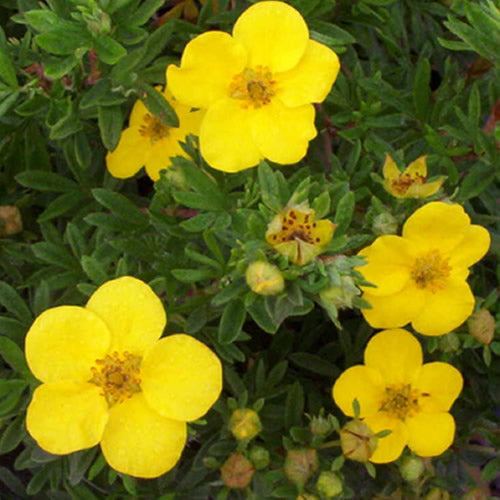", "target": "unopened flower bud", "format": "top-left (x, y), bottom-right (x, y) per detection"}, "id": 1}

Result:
top-left (229, 408), bottom-right (262, 441)
top-left (163, 164), bottom-right (187, 189)
top-left (425, 487), bottom-right (450, 500)
top-left (339, 420), bottom-right (377, 462)
top-left (461, 489), bottom-right (488, 500)
top-left (372, 212), bottom-right (398, 236)
top-left (310, 414), bottom-right (332, 436)
top-left (297, 494), bottom-right (318, 500)
top-left (438, 332), bottom-right (460, 353)
top-left (468, 309), bottom-right (495, 345)
top-left (400, 455), bottom-right (425, 482)
top-left (220, 453), bottom-right (255, 489)
top-left (0, 206), bottom-right (22, 236)
top-left (246, 261), bottom-right (285, 296)
top-left (248, 445), bottom-right (270, 470)
top-left (284, 448), bottom-right (319, 489)
top-left (316, 471), bottom-right (342, 498)
top-left (320, 276), bottom-right (360, 309)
